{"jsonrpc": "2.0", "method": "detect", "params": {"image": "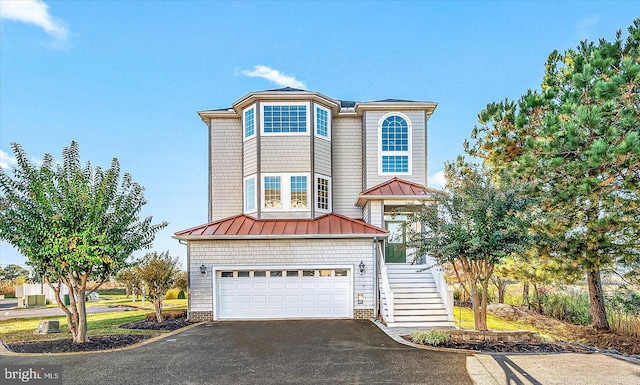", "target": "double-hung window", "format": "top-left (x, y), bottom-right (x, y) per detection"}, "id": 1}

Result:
top-left (262, 173), bottom-right (310, 210)
top-left (316, 175), bottom-right (331, 212)
top-left (379, 114), bottom-right (411, 174)
top-left (244, 176), bottom-right (257, 213)
top-left (243, 105), bottom-right (256, 140)
top-left (315, 105), bottom-right (331, 139)
top-left (261, 102), bottom-right (310, 135)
